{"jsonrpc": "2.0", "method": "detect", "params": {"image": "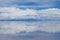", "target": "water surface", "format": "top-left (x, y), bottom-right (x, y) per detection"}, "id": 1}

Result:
top-left (0, 21), bottom-right (60, 40)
